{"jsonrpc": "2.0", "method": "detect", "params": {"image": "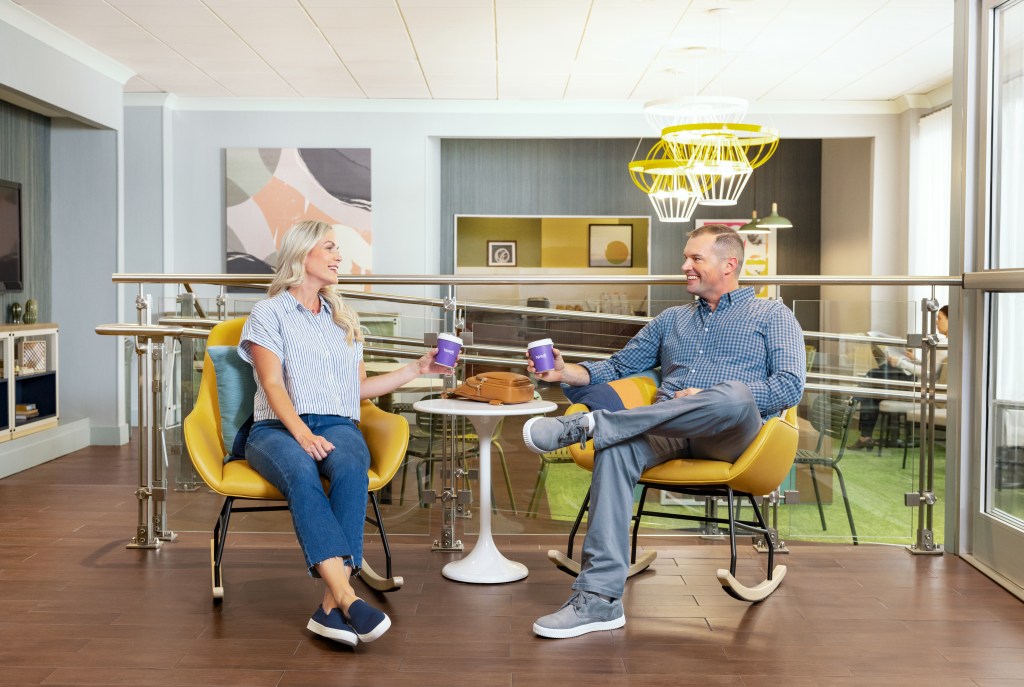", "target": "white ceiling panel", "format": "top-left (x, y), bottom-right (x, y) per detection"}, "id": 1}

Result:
top-left (217, 72), bottom-right (297, 97)
top-left (499, 72), bottom-right (567, 99)
top-left (10, 0), bottom-right (956, 105)
top-left (278, 65), bottom-right (363, 98)
top-left (830, 26), bottom-right (956, 101)
top-left (402, 7), bottom-right (494, 62)
top-left (565, 72), bottom-right (641, 100)
top-left (14, 1), bottom-right (110, 6)
top-left (139, 68), bottom-right (232, 96)
top-left (203, 0), bottom-right (296, 6)
top-left (305, 6), bottom-right (403, 28)
top-left (109, 0), bottom-right (206, 6)
top-left (113, 5), bottom-right (221, 28)
top-left (323, 27), bottom-right (418, 61)
top-left (210, 6), bottom-right (316, 29)
top-left (398, 0), bottom-right (491, 7)
top-left (496, 6), bottom-right (587, 64)
top-left (19, 4), bottom-right (134, 26)
top-left (301, 0), bottom-right (396, 7)
top-left (345, 59), bottom-right (429, 97)
top-left (426, 73), bottom-right (496, 99)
